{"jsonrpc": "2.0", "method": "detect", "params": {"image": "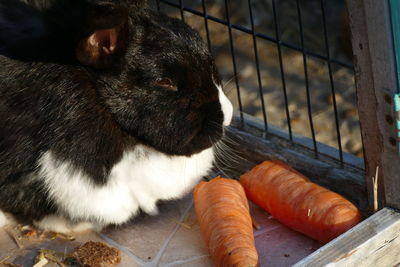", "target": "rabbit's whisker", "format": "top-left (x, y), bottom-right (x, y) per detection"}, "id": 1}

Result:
top-left (209, 136), bottom-right (229, 178)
